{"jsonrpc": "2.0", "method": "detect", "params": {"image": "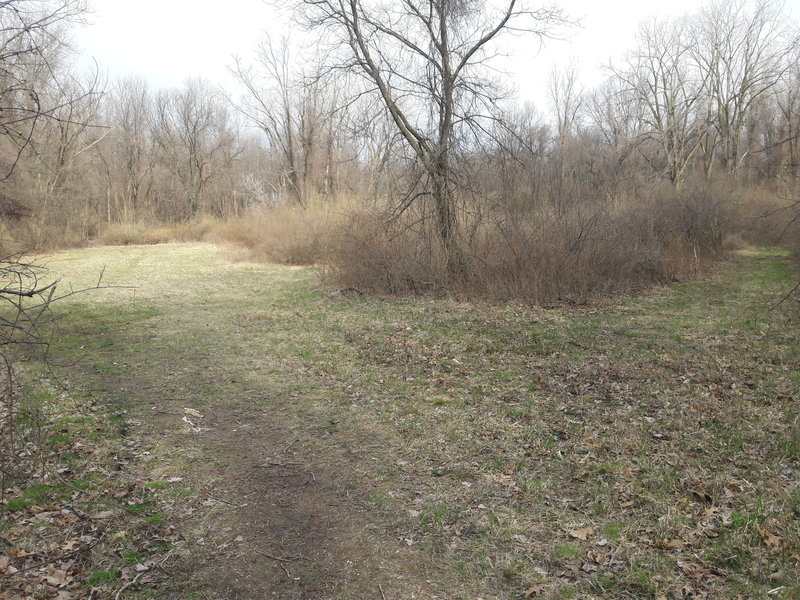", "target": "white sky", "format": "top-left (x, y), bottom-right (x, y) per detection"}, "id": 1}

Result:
top-left (74, 0), bottom-right (800, 111)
